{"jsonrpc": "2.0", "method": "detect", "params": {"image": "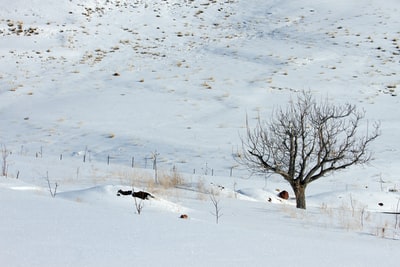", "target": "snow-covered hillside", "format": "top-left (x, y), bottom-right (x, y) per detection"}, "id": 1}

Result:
top-left (1, 0), bottom-right (400, 266)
